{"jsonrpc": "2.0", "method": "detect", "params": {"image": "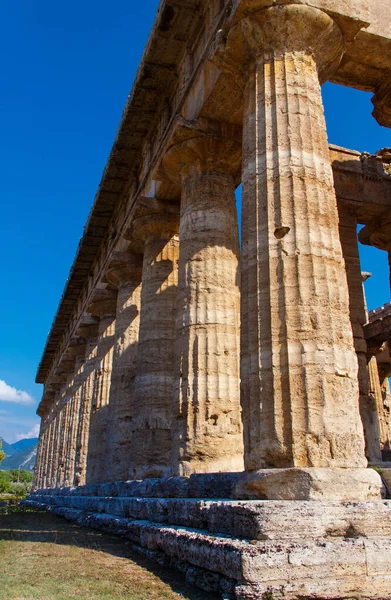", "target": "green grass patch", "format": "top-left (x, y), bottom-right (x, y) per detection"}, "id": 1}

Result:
top-left (0, 511), bottom-right (218, 600)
